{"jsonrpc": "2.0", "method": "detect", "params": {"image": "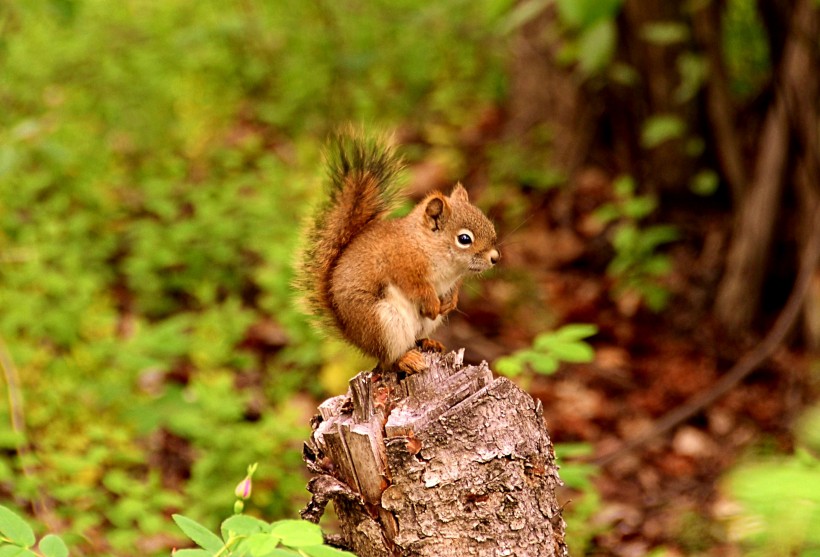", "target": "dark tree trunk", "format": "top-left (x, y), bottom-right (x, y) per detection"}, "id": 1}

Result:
top-left (714, 0), bottom-right (819, 334)
top-left (301, 350), bottom-right (567, 557)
